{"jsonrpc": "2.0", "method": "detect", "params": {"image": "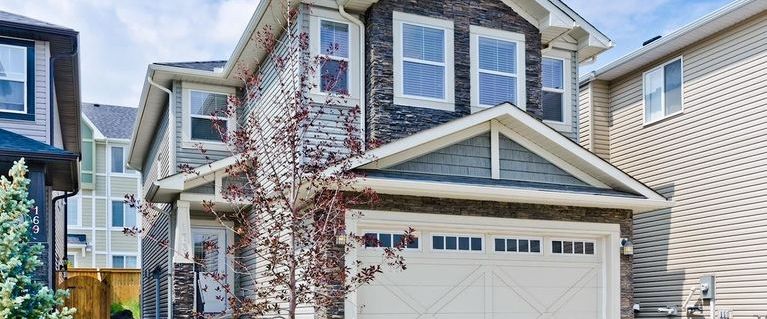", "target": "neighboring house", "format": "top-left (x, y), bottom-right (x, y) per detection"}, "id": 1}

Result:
top-left (129, 1), bottom-right (672, 318)
top-left (579, 0), bottom-right (767, 317)
top-left (66, 103), bottom-right (141, 269)
top-left (0, 11), bottom-right (80, 288)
